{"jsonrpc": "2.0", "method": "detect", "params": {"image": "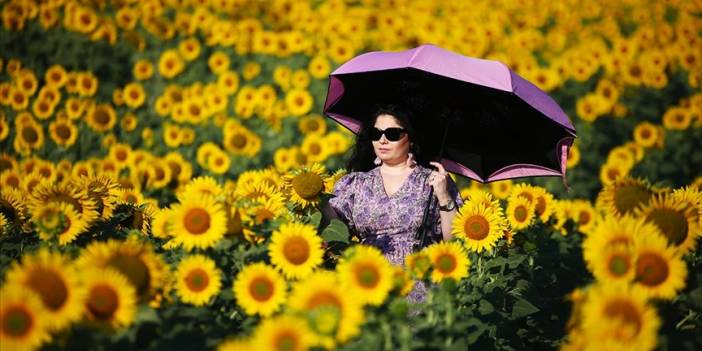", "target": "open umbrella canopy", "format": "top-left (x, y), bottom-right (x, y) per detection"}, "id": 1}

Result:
top-left (323, 44), bottom-right (577, 184)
